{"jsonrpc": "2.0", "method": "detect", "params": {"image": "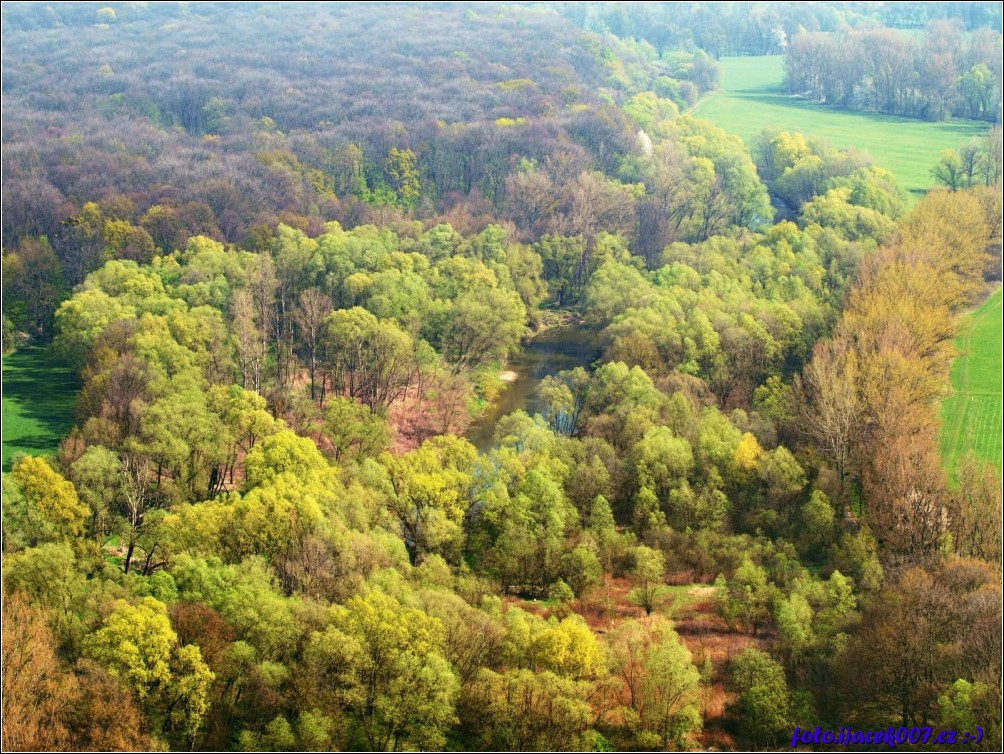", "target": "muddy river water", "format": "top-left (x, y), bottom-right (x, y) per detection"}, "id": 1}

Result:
top-left (466, 325), bottom-right (600, 451)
